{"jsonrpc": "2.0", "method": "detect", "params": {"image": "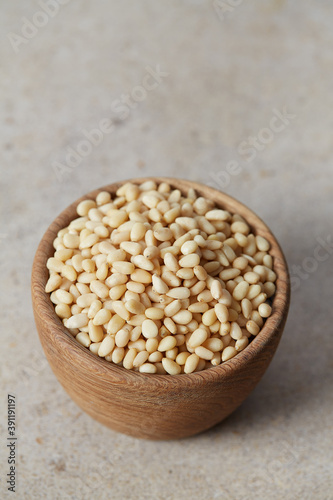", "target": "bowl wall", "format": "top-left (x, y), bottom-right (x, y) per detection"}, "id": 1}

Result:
top-left (31, 178), bottom-right (290, 439)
